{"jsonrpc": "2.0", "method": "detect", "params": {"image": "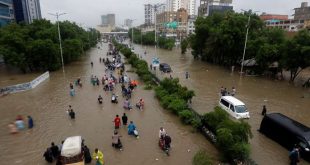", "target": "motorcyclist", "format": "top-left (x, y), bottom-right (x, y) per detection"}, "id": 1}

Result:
top-left (159, 127), bottom-right (166, 139)
top-left (111, 93), bottom-right (118, 103)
